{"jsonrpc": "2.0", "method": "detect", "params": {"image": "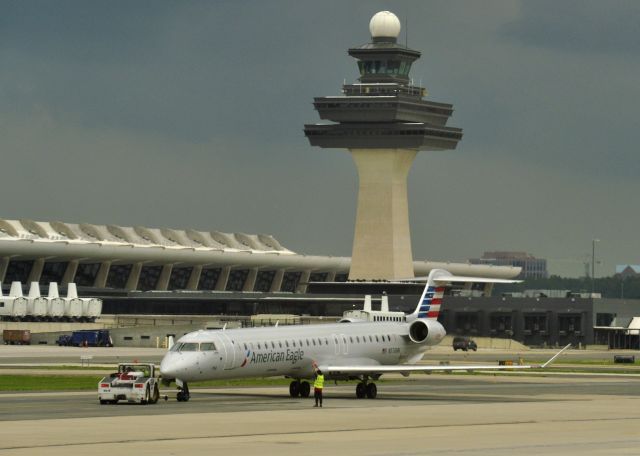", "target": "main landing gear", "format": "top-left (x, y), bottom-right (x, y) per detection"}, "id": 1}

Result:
top-left (289, 380), bottom-right (311, 398)
top-left (176, 382), bottom-right (190, 402)
top-left (355, 380), bottom-right (377, 399)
